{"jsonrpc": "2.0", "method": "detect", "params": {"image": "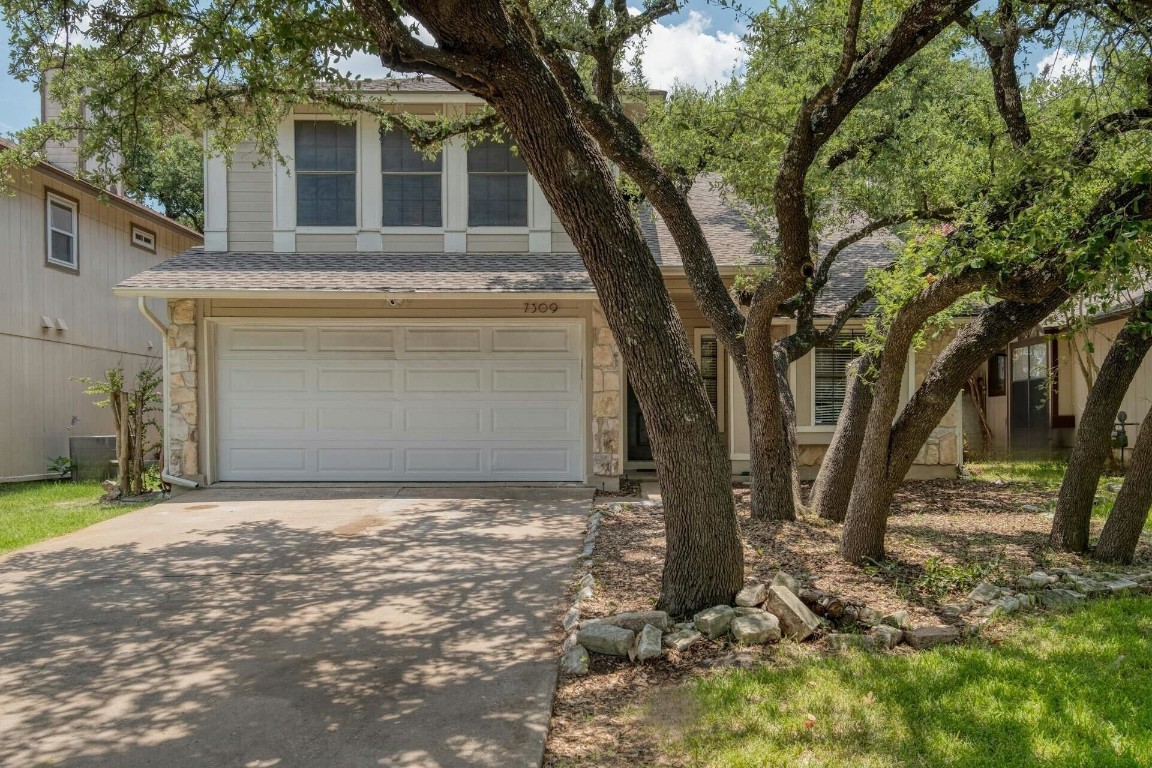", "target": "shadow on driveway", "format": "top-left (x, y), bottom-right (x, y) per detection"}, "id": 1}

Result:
top-left (0, 486), bottom-right (592, 767)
